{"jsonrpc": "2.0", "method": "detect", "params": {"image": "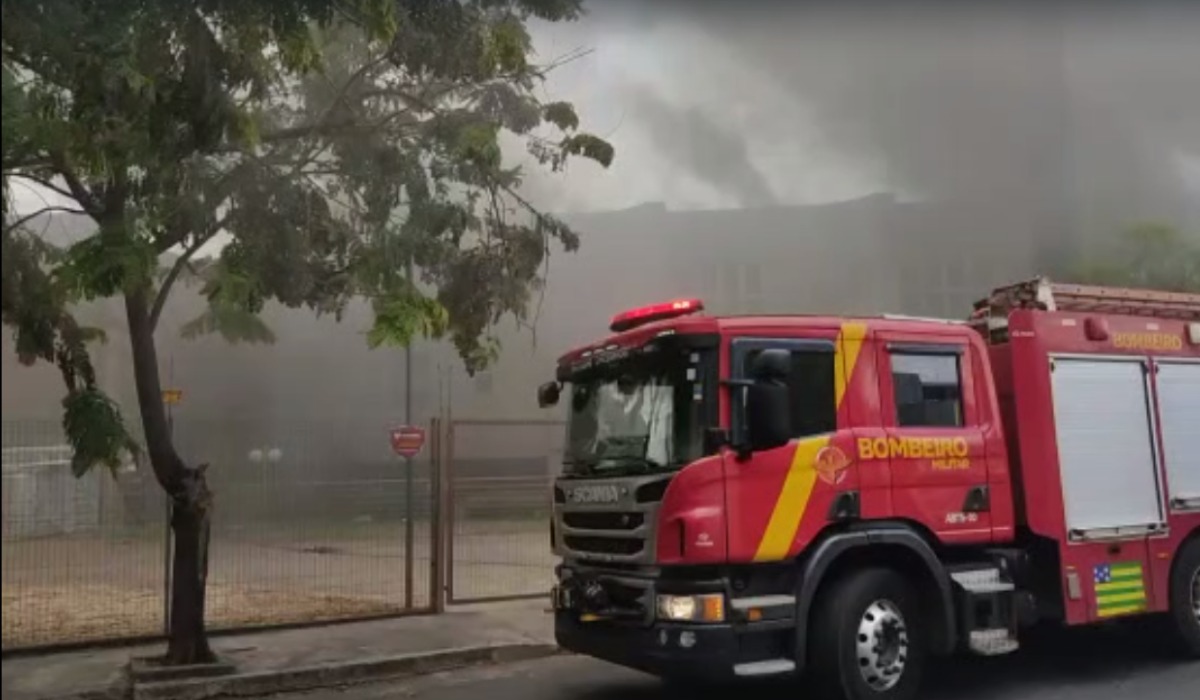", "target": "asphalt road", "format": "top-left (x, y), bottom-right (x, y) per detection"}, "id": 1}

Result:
top-left (284, 623), bottom-right (1199, 700)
